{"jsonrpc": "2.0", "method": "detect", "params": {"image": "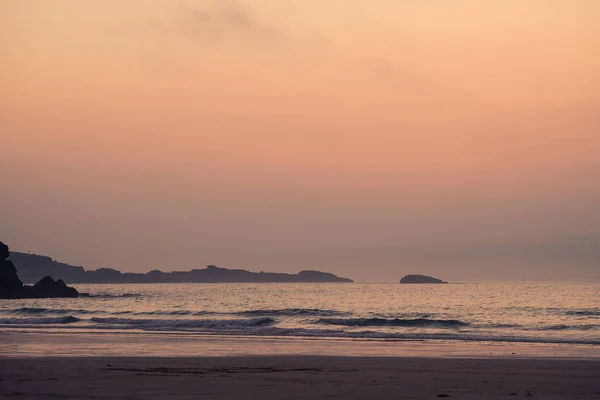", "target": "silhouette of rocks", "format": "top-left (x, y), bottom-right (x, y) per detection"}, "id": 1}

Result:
top-left (0, 242), bottom-right (9, 261)
top-left (8, 250), bottom-right (354, 283)
top-left (1, 242), bottom-right (24, 297)
top-left (399, 274), bottom-right (447, 284)
top-left (31, 276), bottom-right (79, 298)
top-left (295, 270), bottom-right (353, 283)
top-left (0, 242), bottom-right (79, 299)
